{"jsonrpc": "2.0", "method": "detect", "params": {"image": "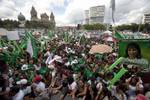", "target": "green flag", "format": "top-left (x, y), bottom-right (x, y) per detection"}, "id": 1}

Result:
top-left (27, 37), bottom-right (38, 58)
top-left (20, 37), bottom-right (27, 49)
top-left (114, 32), bottom-right (125, 39)
top-left (48, 31), bottom-right (53, 38)
top-left (84, 68), bottom-right (93, 79)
